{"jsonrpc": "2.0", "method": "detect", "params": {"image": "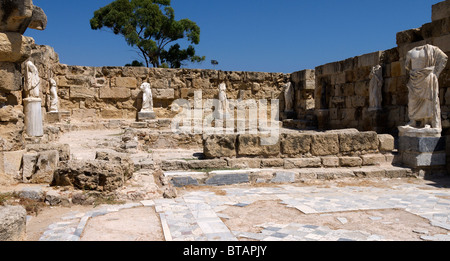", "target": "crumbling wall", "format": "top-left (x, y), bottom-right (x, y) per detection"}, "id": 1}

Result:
top-left (52, 66), bottom-right (291, 121)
